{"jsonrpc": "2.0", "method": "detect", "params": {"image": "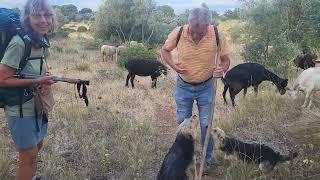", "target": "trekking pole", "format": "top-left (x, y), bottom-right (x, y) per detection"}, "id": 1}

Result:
top-left (198, 45), bottom-right (221, 180)
top-left (14, 73), bottom-right (90, 106)
top-left (14, 73), bottom-right (89, 85)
